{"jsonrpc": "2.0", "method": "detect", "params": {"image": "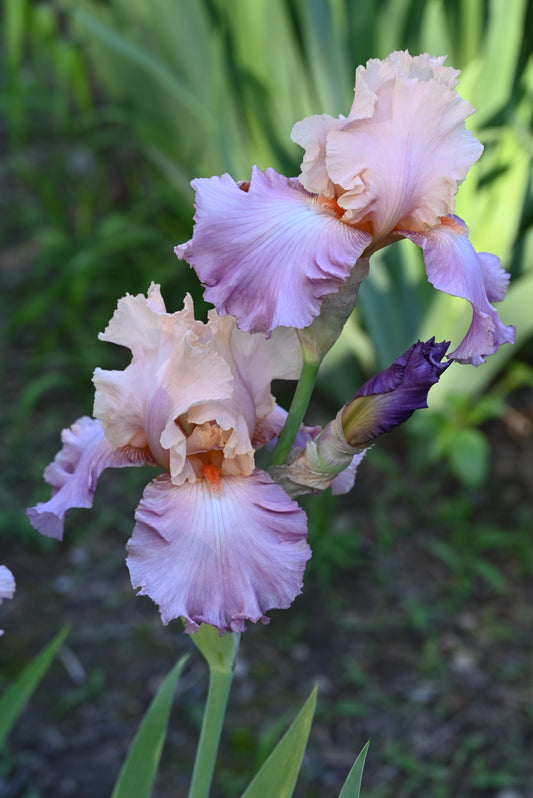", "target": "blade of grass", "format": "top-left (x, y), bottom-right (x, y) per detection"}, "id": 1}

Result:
top-left (0, 627), bottom-right (68, 748)
top-left (111, 654), bottom-right (189, 798)
top-left (240, 686), bottom-right (317, 798)
top-left (338, 741), bottom-right (370, 798)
